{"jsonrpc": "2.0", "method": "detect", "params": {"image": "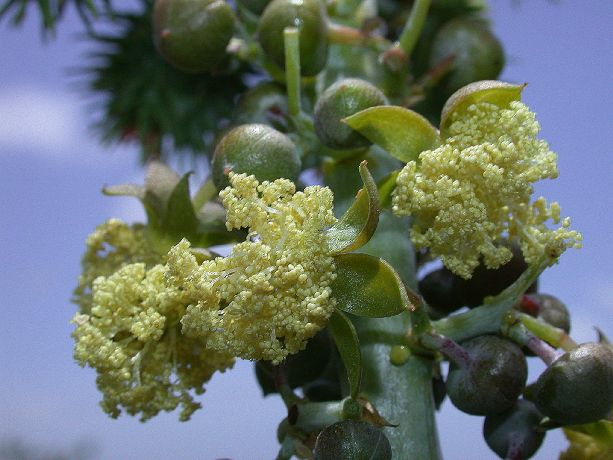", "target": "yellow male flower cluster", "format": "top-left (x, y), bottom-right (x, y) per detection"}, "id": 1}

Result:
top-left (72, 262), bottom-right (234, 421)
top-left (393, 101), bottom-right (581, 279)
top-left (180, 173), bottom-right (338, 364)
top-left (73, 219), bottom-right (160, 314)
top-left (560, 428), bottom-right (613, 460)
top-left (72, 173), bottom-right (338, 420)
